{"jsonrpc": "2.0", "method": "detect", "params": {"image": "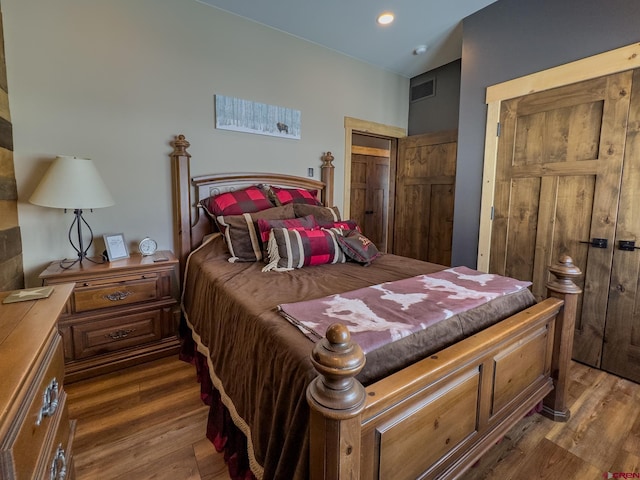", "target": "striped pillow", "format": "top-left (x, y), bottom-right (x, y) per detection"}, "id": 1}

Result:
top-left (216, 205), bottom-right (295, 262)
top-left (262, 227), bottom-right (346, 271)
